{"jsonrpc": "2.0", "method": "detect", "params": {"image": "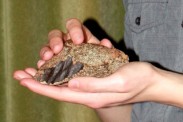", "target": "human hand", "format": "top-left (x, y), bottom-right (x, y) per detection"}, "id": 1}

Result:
top-left (14, 59), bottom-right (157, 108)
top-left (66, 62), bottom-right (157, 107)
top-left (37, 18), bottom-right (113, 68)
